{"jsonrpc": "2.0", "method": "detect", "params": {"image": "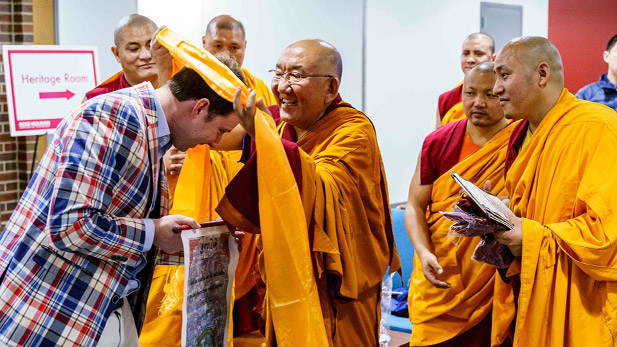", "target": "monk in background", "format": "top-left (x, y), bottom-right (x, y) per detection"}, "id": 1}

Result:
top-left (436, 33), bottom-right (495, 127)
top-left (406, 62), bottom-right (514, 346)
top-left (493, 36), bottom-right (617, 346)
top-left (140, 15), bottom-right (276, 346)
top-left (221, 39), bottom-right (400, 346)
top-left (84, 14), bottom-right (158, 100)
